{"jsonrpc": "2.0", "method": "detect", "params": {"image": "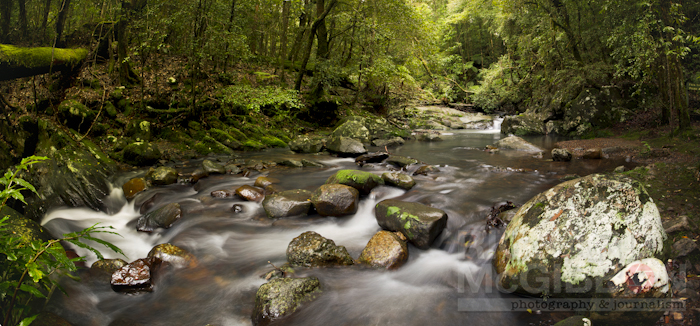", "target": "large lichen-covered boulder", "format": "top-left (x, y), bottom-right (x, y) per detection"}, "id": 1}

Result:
top-left (357, 231), bottom-right (408, 270)
top-left (0, 206), bottom-right (52, 244)
top-left (289, 135), bottom-right (324, 153)
top-left (500, 109), bottom-right (550, 136)
top-left (326, 136), bottom-right (367, 156)
top-left (375, 199), bottom-right (448, 249)
top-left (560, 87), bottom-right (630, 137)
top-left (136, 202), bottom-right (182, 232)
top-left (493, 136), bottom-right (544, 153)
top-left (325, 169), bottom-right (384, 195)
top-left (252, 276), bottom-right (321, 326)
top-left (122, 141), bottom-right (162, 166)
top-left (310, 184), bottom-right (359, 217)
top-left (262, 189), bottom-right (313, 218)
top-left (286, 231), bottom-right (354, 267)
top-left (494, 174), bottom-right (666, 297)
